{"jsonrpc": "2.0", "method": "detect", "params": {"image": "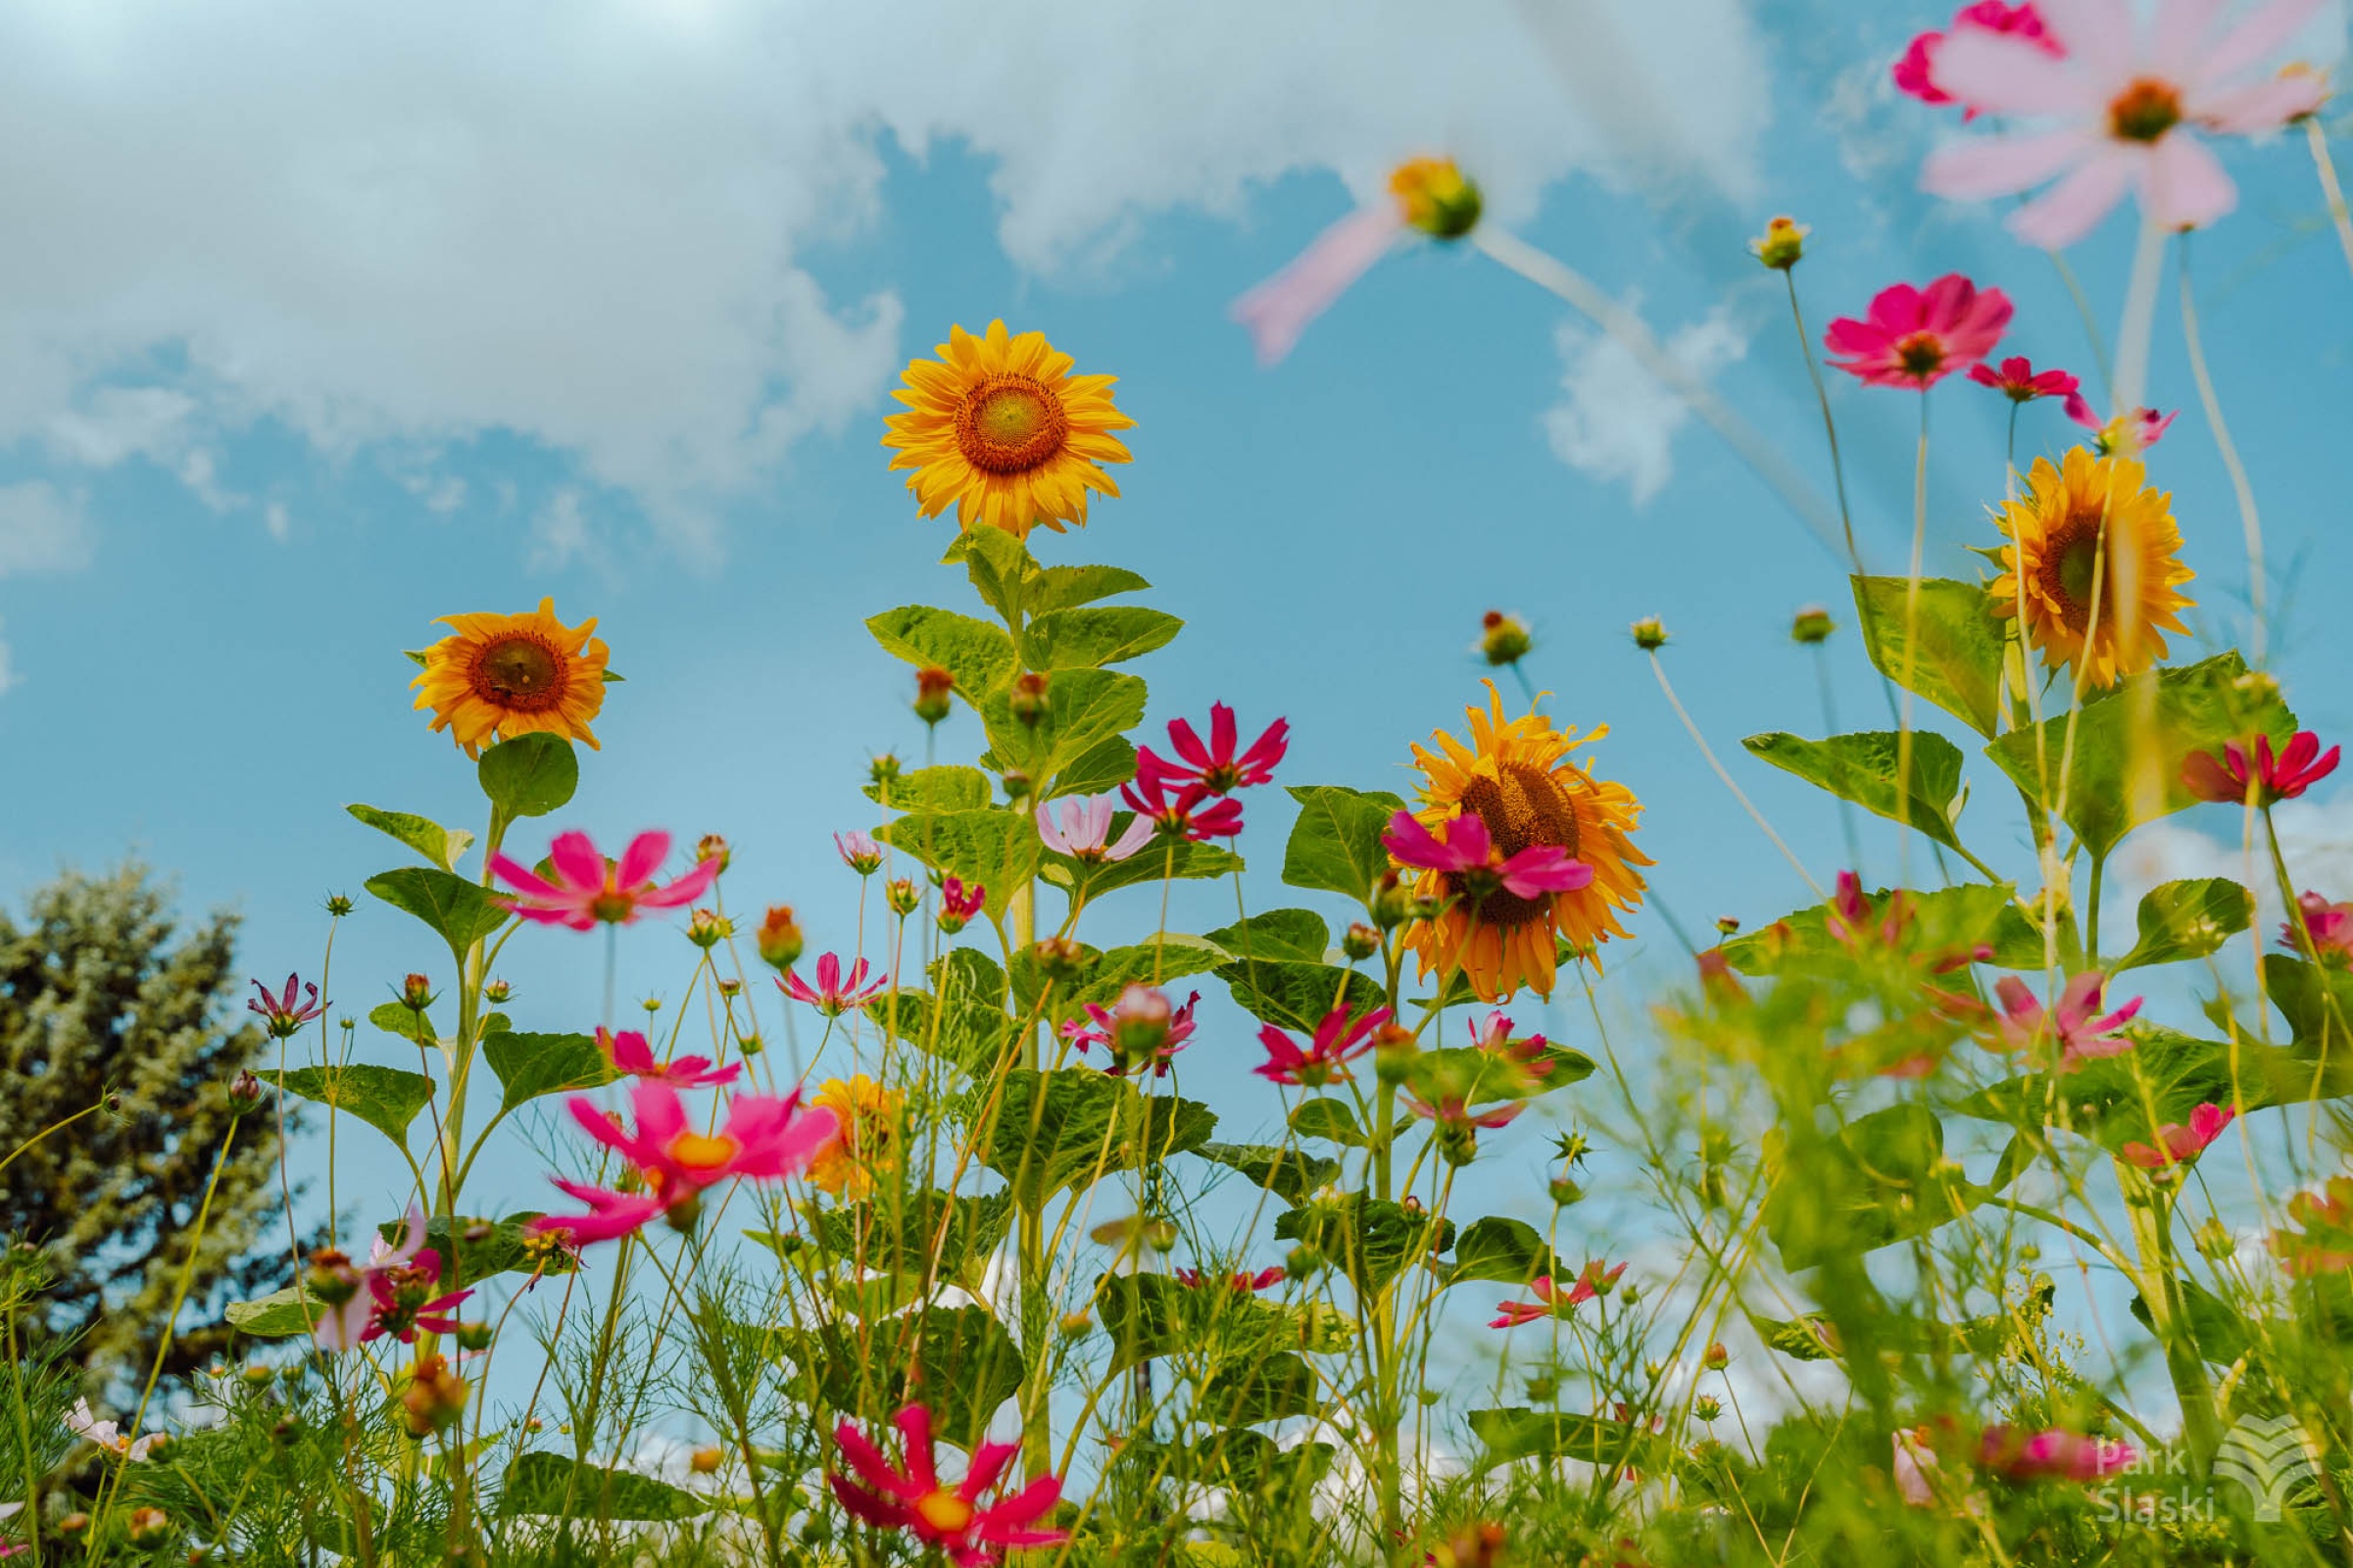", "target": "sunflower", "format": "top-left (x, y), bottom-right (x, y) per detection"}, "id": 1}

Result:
top-left (808, 1075), bottom-right (902, 1201)
top-left (881, 320), bottom-right (1134, 538)
top-left (1988, 447), bottom-right (2194, 688)
top-left (1399, 682), bottom-right (1649, 1001)
top-left (411, 598), bottom-right (609, 757)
